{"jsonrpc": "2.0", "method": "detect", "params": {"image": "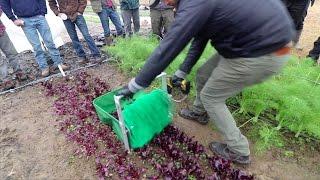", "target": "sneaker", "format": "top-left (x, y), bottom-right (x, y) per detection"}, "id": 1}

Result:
top-left (209, 142), bottom-right (251, 165)
top-left (41, 67), bottom-right (50, 77)
top-left (14, 70), bottom-right (28, 82)
top-left (178, 108), bottom-right (209, 125)
top-left (1, 80), bottom-right (16, 90)
top-left (78, 56), bottom-right (89, 65)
